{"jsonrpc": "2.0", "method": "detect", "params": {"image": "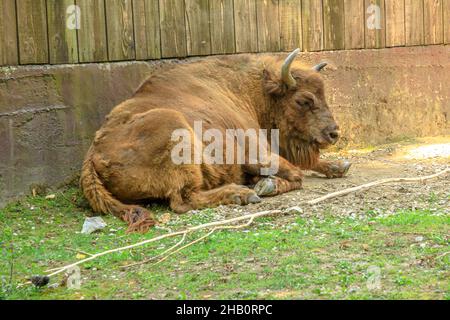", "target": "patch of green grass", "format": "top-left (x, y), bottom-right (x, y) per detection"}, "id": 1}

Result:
top-left (0, 188), bottom-right (449, 300)
top-left (376, 209), bottom-right (449, 234)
